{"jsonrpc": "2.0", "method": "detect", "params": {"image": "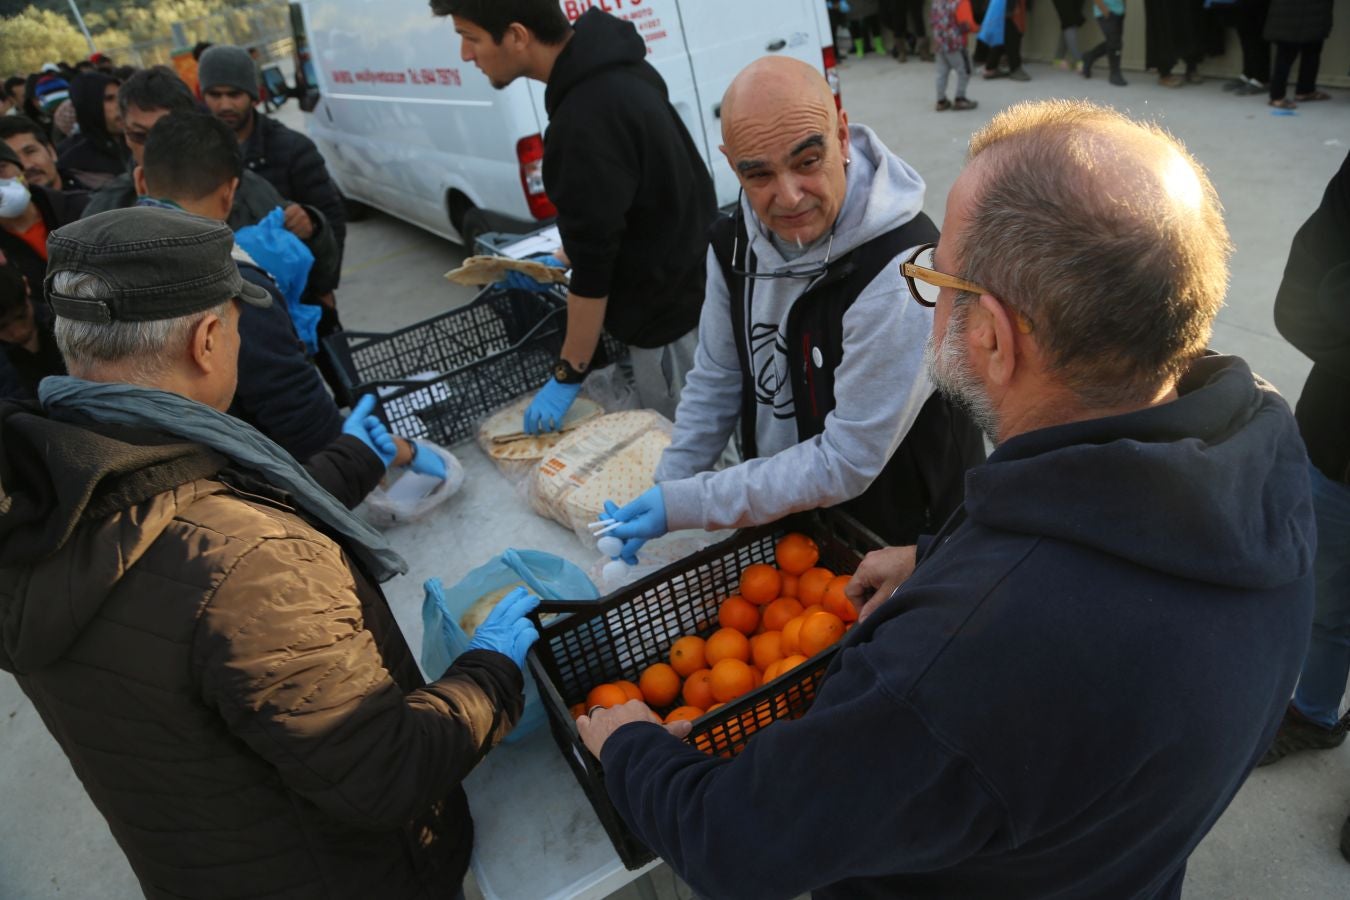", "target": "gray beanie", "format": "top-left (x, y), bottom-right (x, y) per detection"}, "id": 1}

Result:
top-left (197, 45), bottom-right (258, 100)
